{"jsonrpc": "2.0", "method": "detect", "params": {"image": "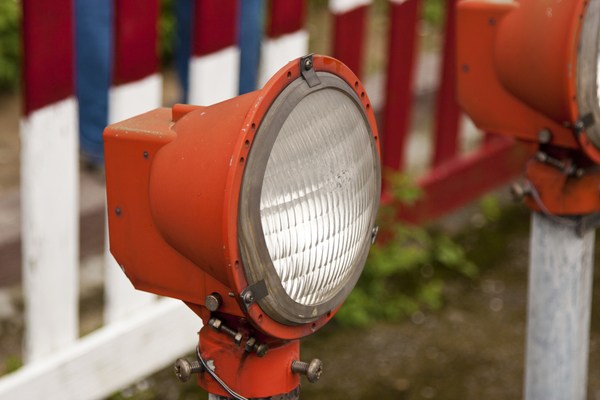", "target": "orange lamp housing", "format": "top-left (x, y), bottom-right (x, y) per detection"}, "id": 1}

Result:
top-left (456, 0), bottom-right (600, 215)
top-left (104, 55), bottom-right (380, 398)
